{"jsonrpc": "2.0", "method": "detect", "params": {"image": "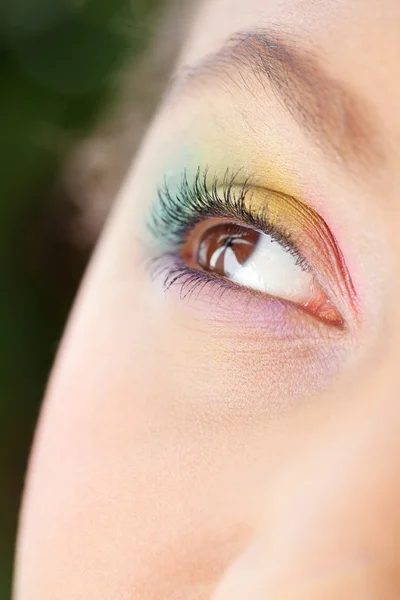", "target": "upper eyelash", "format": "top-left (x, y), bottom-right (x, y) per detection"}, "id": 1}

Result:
top-left (147, 166), bottom-right (308, 270)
